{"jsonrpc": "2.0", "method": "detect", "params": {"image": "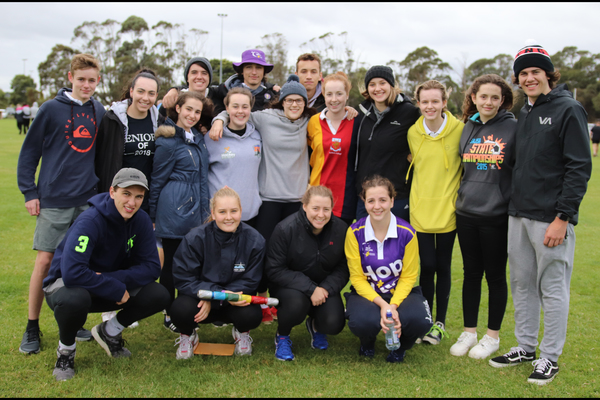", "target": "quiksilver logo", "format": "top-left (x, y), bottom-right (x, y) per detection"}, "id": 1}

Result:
top-left (539, 117), bottom-right (552, 125)
top-left (390, 121), bottom-right (401, 126)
